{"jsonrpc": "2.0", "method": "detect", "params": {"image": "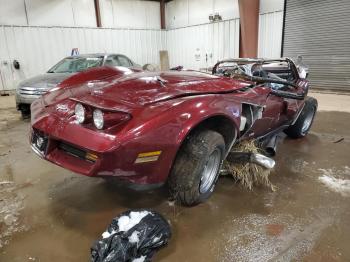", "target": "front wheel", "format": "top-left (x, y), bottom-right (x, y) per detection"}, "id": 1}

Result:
top-left (20, 109), bottom-right (30, 119)
top-left (168, 130), bottom-right (225, 206)
top-left (284, 97), bottom-right (318, 138)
